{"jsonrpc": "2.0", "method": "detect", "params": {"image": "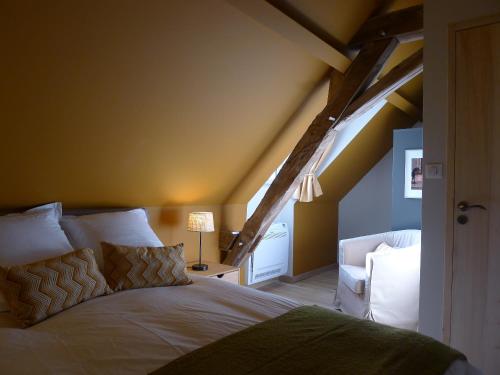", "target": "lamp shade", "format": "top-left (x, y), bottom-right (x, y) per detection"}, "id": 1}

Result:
top-left (187, 212), bottom-right (214, 232)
